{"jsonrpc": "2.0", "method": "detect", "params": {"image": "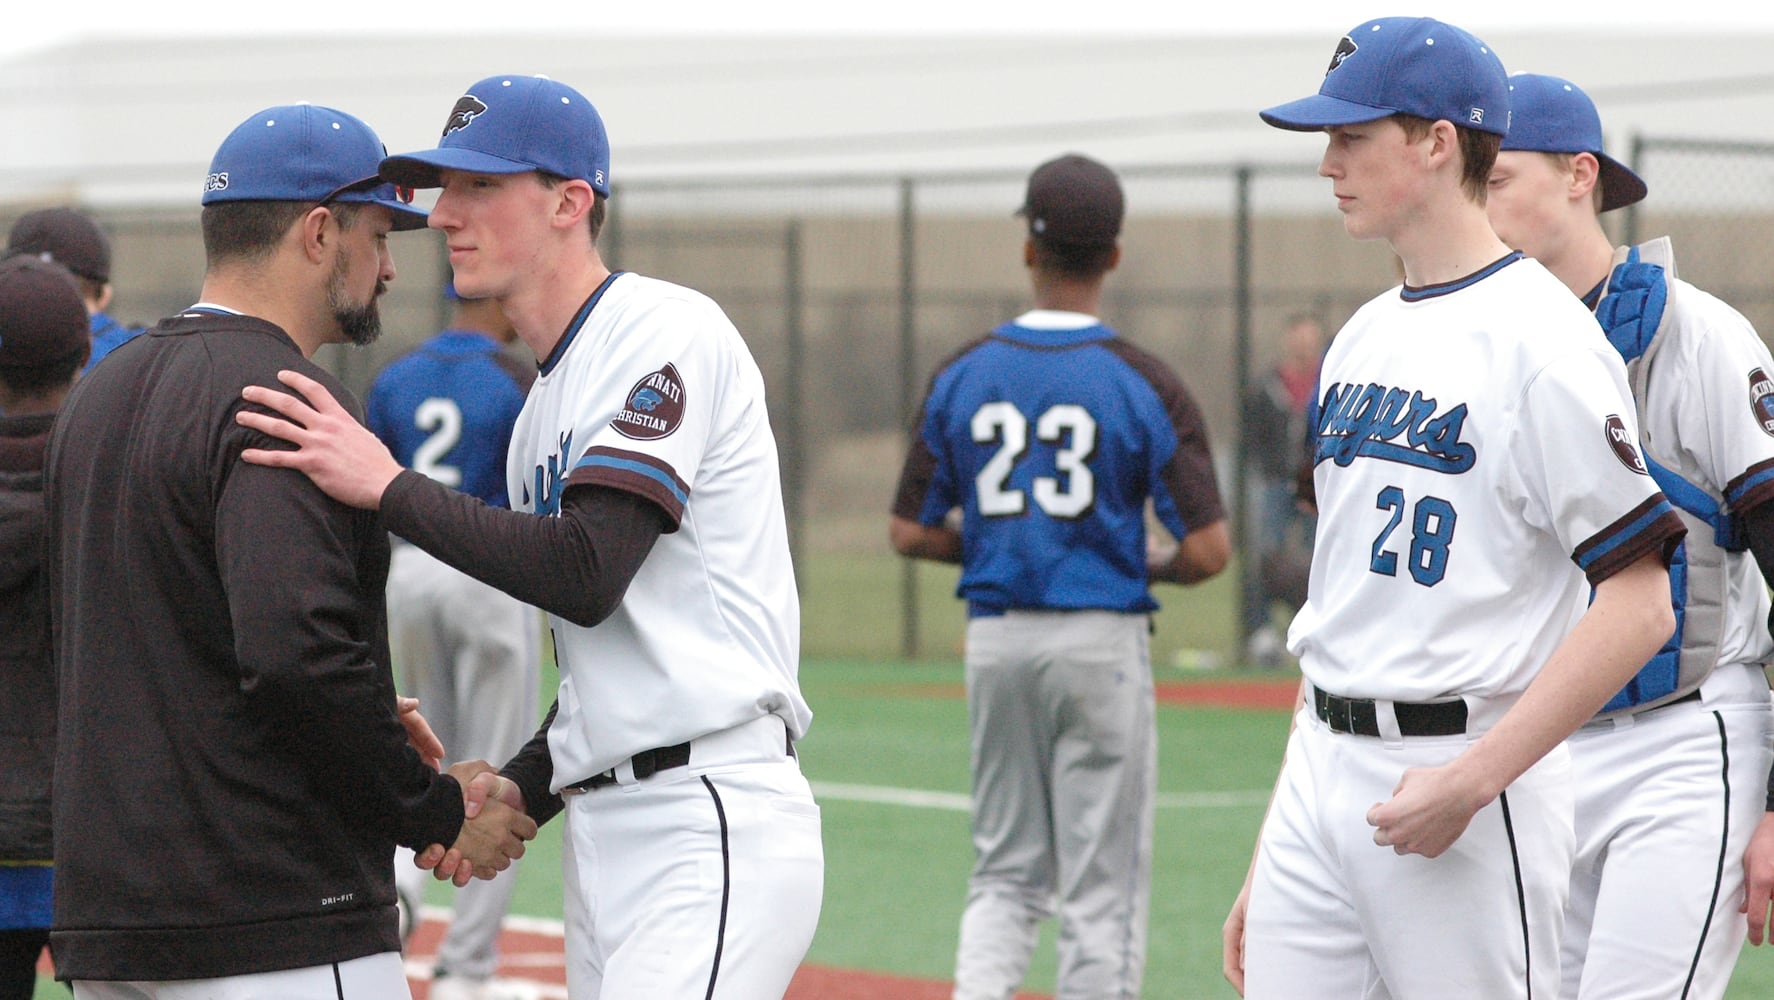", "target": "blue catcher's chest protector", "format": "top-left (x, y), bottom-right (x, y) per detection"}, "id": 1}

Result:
top-left (1595, 238), bottom-right (1733, 714)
